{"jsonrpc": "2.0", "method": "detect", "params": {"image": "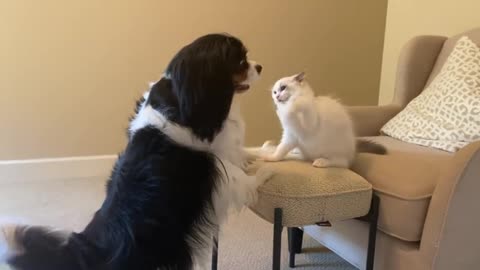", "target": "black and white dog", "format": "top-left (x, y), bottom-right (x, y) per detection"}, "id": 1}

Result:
top-left (0, 33), bottom-right (270, 270)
